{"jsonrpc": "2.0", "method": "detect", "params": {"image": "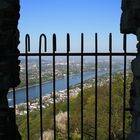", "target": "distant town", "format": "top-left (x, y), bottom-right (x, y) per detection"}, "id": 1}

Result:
top-left (15, 57), bottom-right (131, 115)
top-left (19, 57), bottom-right (131, 88)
